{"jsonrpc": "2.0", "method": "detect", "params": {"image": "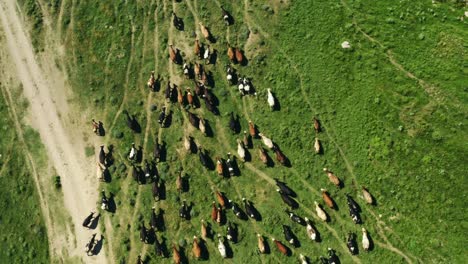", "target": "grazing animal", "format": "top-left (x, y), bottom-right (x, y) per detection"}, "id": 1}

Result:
top-left (147, 71), bottom-right (156, 89)
top-left (216, 206), bottom-right (223, 224)
top-left (154, 236), bottom-right (164, 257)
top-left (169, 45), bottom-right (177, 63)
top-left (101, 190), bottom-right (109, 211)
top-left (199, 22), bottom-right (211, 40)
top-left (150, 207), bottom-right (158, 230)
top-left (199, 118), bottom-right (206, 136)
top-left (267, 88), bottom-right (275, 109)
top-left (314, 201), bottom-right (328, 221)
top-left (362, 228), bottom-right (370, 251)
top-left (194, 39), bottom-right (201, 58)
top-left (313, 117), bottom-right (321, 133)
top-left (99, 145), bottom-right (106, 165)
top-left (304, 217), bottom-right (318, 241)
top-left (237, 77), bottom-right (245, 95)
top-left (229, 112), bottom-right (237, 132)
top-left (347, 196), bottom-right (361, 224)
top-left (201, 220), bottom-right (208, 239)
top-left (144, 160), bottom-right (151, 179)
top-left (184, 136), bottom-right (192, 152)
top-left (203, 45), bottom-right (211, 63)
top-left (243, 77), bottom-right (251, 93)
top-left (321, 189), bottom-right (335, 209)
top-left (176, 171), bottom-right (183, 193)
top-left (183, 63), bottom-right (190, 79)
top-left (229, 200), bottom-right (242, 218)
top-left (82, 212), bottom-right (94, 228)
top-left (259, 133), bottom-right (274, 149)
top-left (282, 225), bottom-right (295, 245)
top-left (85, 233), bottom-right (97, 255)
top-left (257, 234), bottom-right (266, 254)
top-left (165, 81), bottom-right (171, 100)
top-left (277, 189), bottom-right (298, 209)
top-left (194, 62), bottom-right (201, 78)
top-left (221, 6), bottom-right (231, 25)
top-left (179, 200), bottom-right (189, 220)
top-left (92, 119), bottom-right (99, 135)
top-left (216, 157), bottom-right (224, 176)
top-left (248, 121), bottom-right (257, 137)
top-left (286, 211), bottom-right (305, 225)
top-left (192, 236), bottom-right (202, 259)
top-left (314, 138), bottom-right (322, 154)
top-left (172, 244), bottom-right (181, 264)
top-left (131, 165), bottom-right (138, 182)
top-left (227, 45), bottom-right (235, 62)
top-left (158, 106), bottom-right (166, 126)
top-left (226, 65), bottom-right (234, 84)
top-left (217, 235), bottom-right (227, 258)
top-left (243, 131), bottom-right (250, 148)
top-left (203, 88), bottom-right (214, 104)
top-left (177, 87), bottom-right (184, 105)
top-left (243, 198), bottom-right (256, 219)
top-left (273, 146), bottom-right (287, 165)
top-left (172, 12), bottom-right (183, 30)
top-left (153, 141), bottom-right (161, 161)
top-left (128, 143), bottom-right (137, 161)
top-left (188, 111), bottom-right (199, 128)
top-left (258, 146), bottom-right (269, 165)
top-left (347, 232), bottom-right (358, 255)
top-left (96, 162), bottom-right (105, 181)
top-left (226, 221), bottom-right (236, 243)
top-left (328, 248), bottom-right (339, 264)
top-left (152, 179), bottom-right (160, 201)
top-left (211, 201), bottom-right (217, 222)
top-left (237, 139), bottom-right (246, 162)
top-left (226, 153), bottom-right (235, 176)
top-left (362, 186), bottom-right (374, 205)
top-left (272, 238), bottom-right (288, 255)
top-left (137, 255), bottom-right (143, 264)
top-left (275, 179), bottom-right (295, 197)
top-left (323, 168), bottom-right (341, 187)
top-left (140, 223), bottom-right (148, 243)
top-left (346, 194), bottom-right (360, 212)
top-left (198, 147), bottom-right (208, 168)
top-left (235, 48), bottom-right (244, 64)
top-left (216, 191), bottom-right (227, 208)
top-left (186, 88), bottom-right (194, 108)
top-left (300, 254), bottom-right (309, 264)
